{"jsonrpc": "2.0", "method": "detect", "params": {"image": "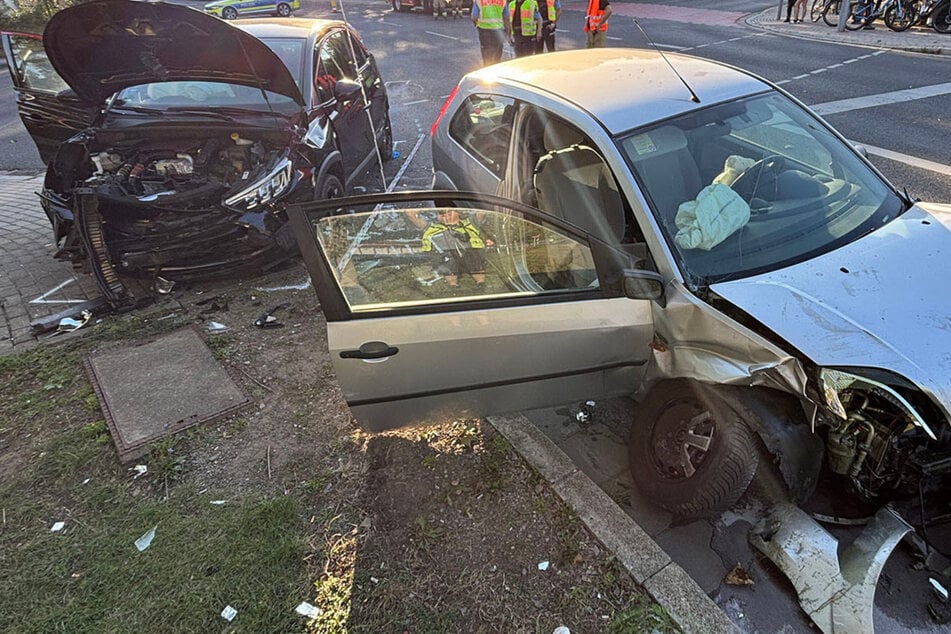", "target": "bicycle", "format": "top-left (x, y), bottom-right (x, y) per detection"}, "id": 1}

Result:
top-left (846, 0), bottom-right (918, 30)
top-left (818, 0), bottom-right (843, 26)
